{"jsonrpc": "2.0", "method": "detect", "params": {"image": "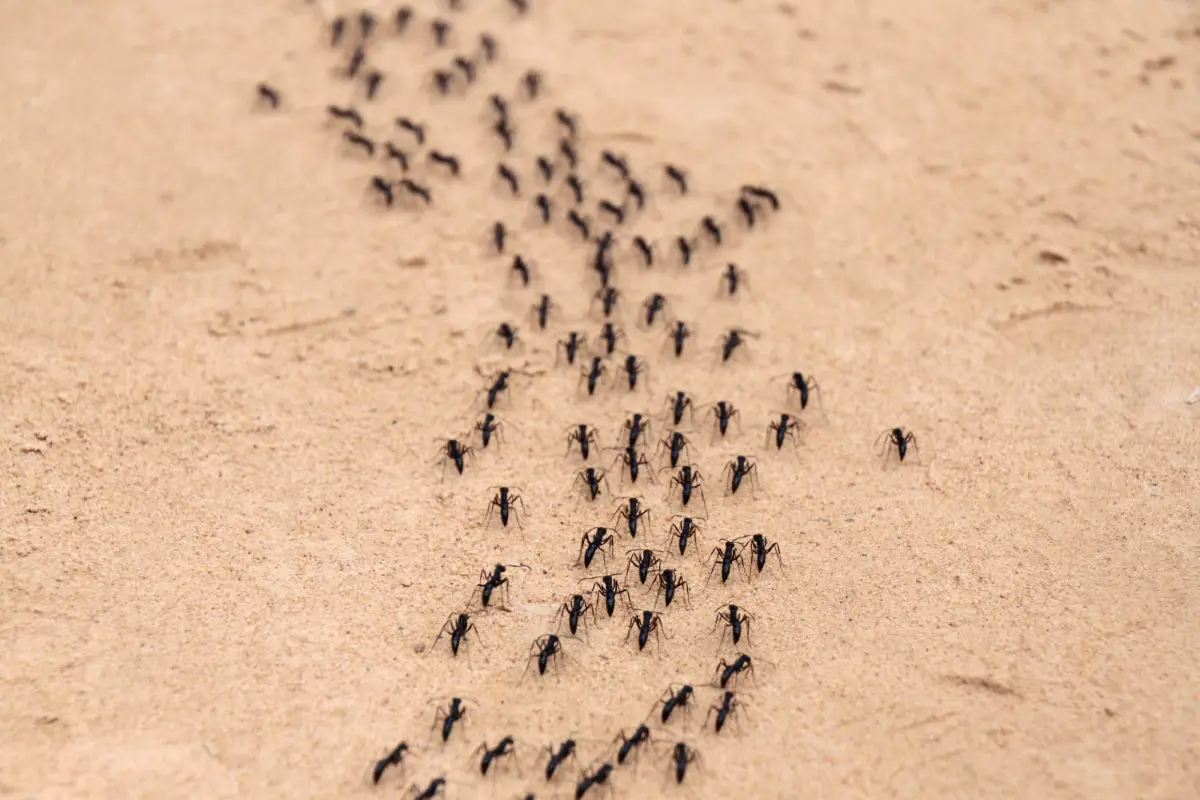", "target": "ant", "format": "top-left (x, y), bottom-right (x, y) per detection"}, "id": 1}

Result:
top-left (575, 762), bottom-right (614, 798)
top-left (584, 573), bottom-right (632, 617)
top-left (657, 430), bottom-right (692, 469)
top-left (741, 184), bottom-right (780, 211)
top-left (327, 104), bottom-right (363, 129)
top-left (666, 515), bottom-right (702, 557)
top-left (432, 69), bottom-right (455, 96)
top-left (395, 117), bottom-right (425, 146)
top-left (877, 427), bottom-right (920, 464)
top-left (668, 466), bottom-right (706, 511)
top-left (706, 691), bottom-right (740, 733)
top-left (666, 320), bottom-right (691, 358)
top-left (255, 82), bottom-right (281, 109)
top-left (474, 412), bottom-right (509, 451)
top-left (431, 18), bottom-right (452, 47)
top-left (663, 391), bottom-right (695, 426)
top-left (722, 455), bottom-right (760, 495)
top-left (633, 235), bottom-right (654, 267)
top-left (534, 193), bottom-right (552, 224)
top-left (720, 263), bottom-right (747, 297)
top-left (736, 195), bottom-right (758, 228)
top-left (480, 369), bottom-right (512, 409)
top-left (713, 603), bottom-right (753, 648)
top-left (611, 445), bottom-right (653, 485)
top-left (719, 327), bottom-right (758, 363)
top-left (592, 286), bottom-right (620, 318)
top-left (364, 70), bottom-right (385, 100)
top-left (560, 138), bottom-right (579, 170)
top-left (670, 742), bottom-right (700, 785)
top-left (359, 10), bottom-right (377, 37)
top-left (767, 413), bottom-right (804, 451)
top-left (475, 563), bottom-right (531, 610)
top-left (452, 56), bottom-right (475, 84)
top-left (492, 322), bottom-right (521, 351)
top-left (714, 653), bottom-right (756, 688)
top-left (784, 371), bottom-right (823, 410)
top-left (613, 496), bottom-right (650, 539)
top-left (485, 486), bottom-right (526, 529)
top-left (536, 155), bottom-right (555, 182)
top-left (706, 540), bottom-right (746, 586)
top-left (432, 697), bottom-right (468, 742)
top-left (627, 179), bottom-right (646, 211)
top-left (411, 777), bottom-right (447, 799)
top-left (521, 69), bottom-right (543, 99)
top-left (492, 221), bottom-right (507, 254)
top-left (595, 322), bottom-right (624, 356)
top-left (707, 401), bottom-right (741, 439)
top-left (330, 15), bottom-right (347, 46)
top-left (577, 527), bottom-right (614, 568)
top-left (614, 725), bottom-right (651, 765)
top-left (555, 107), bottom-right (578, 139)
top-left (601, 150), bottom-right (630, 180)
top-left (579, 357), bottom-right (606, 396)
top-left (676, 236), bottom-right (694, 267)
top-left (345, 44), bottom-right (366, 78)
top-left (598, 199), bottom-right (625, 225)
top-left (343, 130), bottom-right (376, 157)
top-left (641, 293), bottom-right (667, 328)
top-left (566, 174), bottom-right (585, 204)
top-left (373, 741), bottom-right (409, 784)
top-left (489, 93), bottom-right (508, 120)
top-left (474, 737), bottom-right (517, 776)
top-left (556, 594), bottom-right (596, 638)
top-left (654, 684), bottom-right (695, 725)
top-left (625, 609), bottom-right (667, 652)
top-left (621, 355), bottom-right (648, 392)
top-left (398, 178), bottom-right (432, 205)
top-left (434, 612), bottom-right (478, 657)
top-left (479, 33), bottom-right (498, 62)
top-left (510, 255), bottom-right (533, 288)
top-left (428, 150), bottom-right (460, 177)
top-left (525, 634), bottom-right (564, 680)
top-left (438, 438), bottom-right (475, 479)
top-left (544, 738), bottom-right (579, 781)
top-left (566, 209), bottom-right (590, 240)
top-left (492, 118), bottom-right (514, 150)
top-left (384, 142), bottom-right (409, 171)
top-left (557, 332), bottom-right (587, 366)
top-left (497, 163), bottom-right (520, 196)
top-left (664, 164), bottom-right (689, 194)
top-left (395, 6), bottom-right (413, 33)
top-left (565, 423), bottom-right (599, 460)
top-left (624, 548), bottom-right (662, 585)
top-left (370, 176), bottom-right (395, 208)
top-left (741, 533), bottom-right (784, 575)
top-left (622, 413), bottom-right (651, 449)
top-left (700, 215), bottom-right (723, 246)
top-left (655, 569), bottom-right (690, 608)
